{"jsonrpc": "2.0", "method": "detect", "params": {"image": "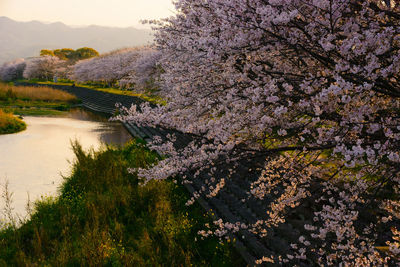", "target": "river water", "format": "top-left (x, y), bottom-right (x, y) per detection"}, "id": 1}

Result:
top-left (0, 109), bottom-right (132, 218)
